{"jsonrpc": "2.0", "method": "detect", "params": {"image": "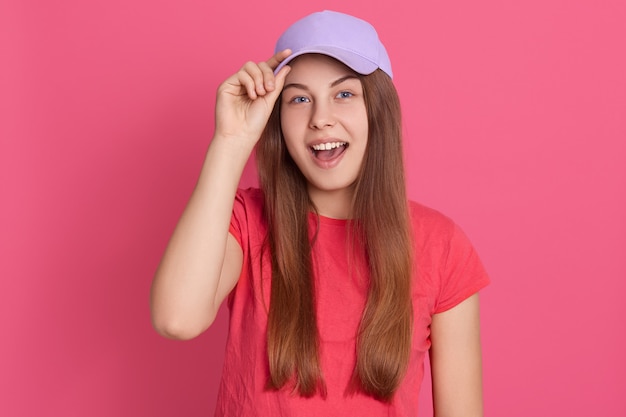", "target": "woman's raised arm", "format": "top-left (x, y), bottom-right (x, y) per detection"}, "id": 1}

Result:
top-left (150, 50), bottom-right (291, 340)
